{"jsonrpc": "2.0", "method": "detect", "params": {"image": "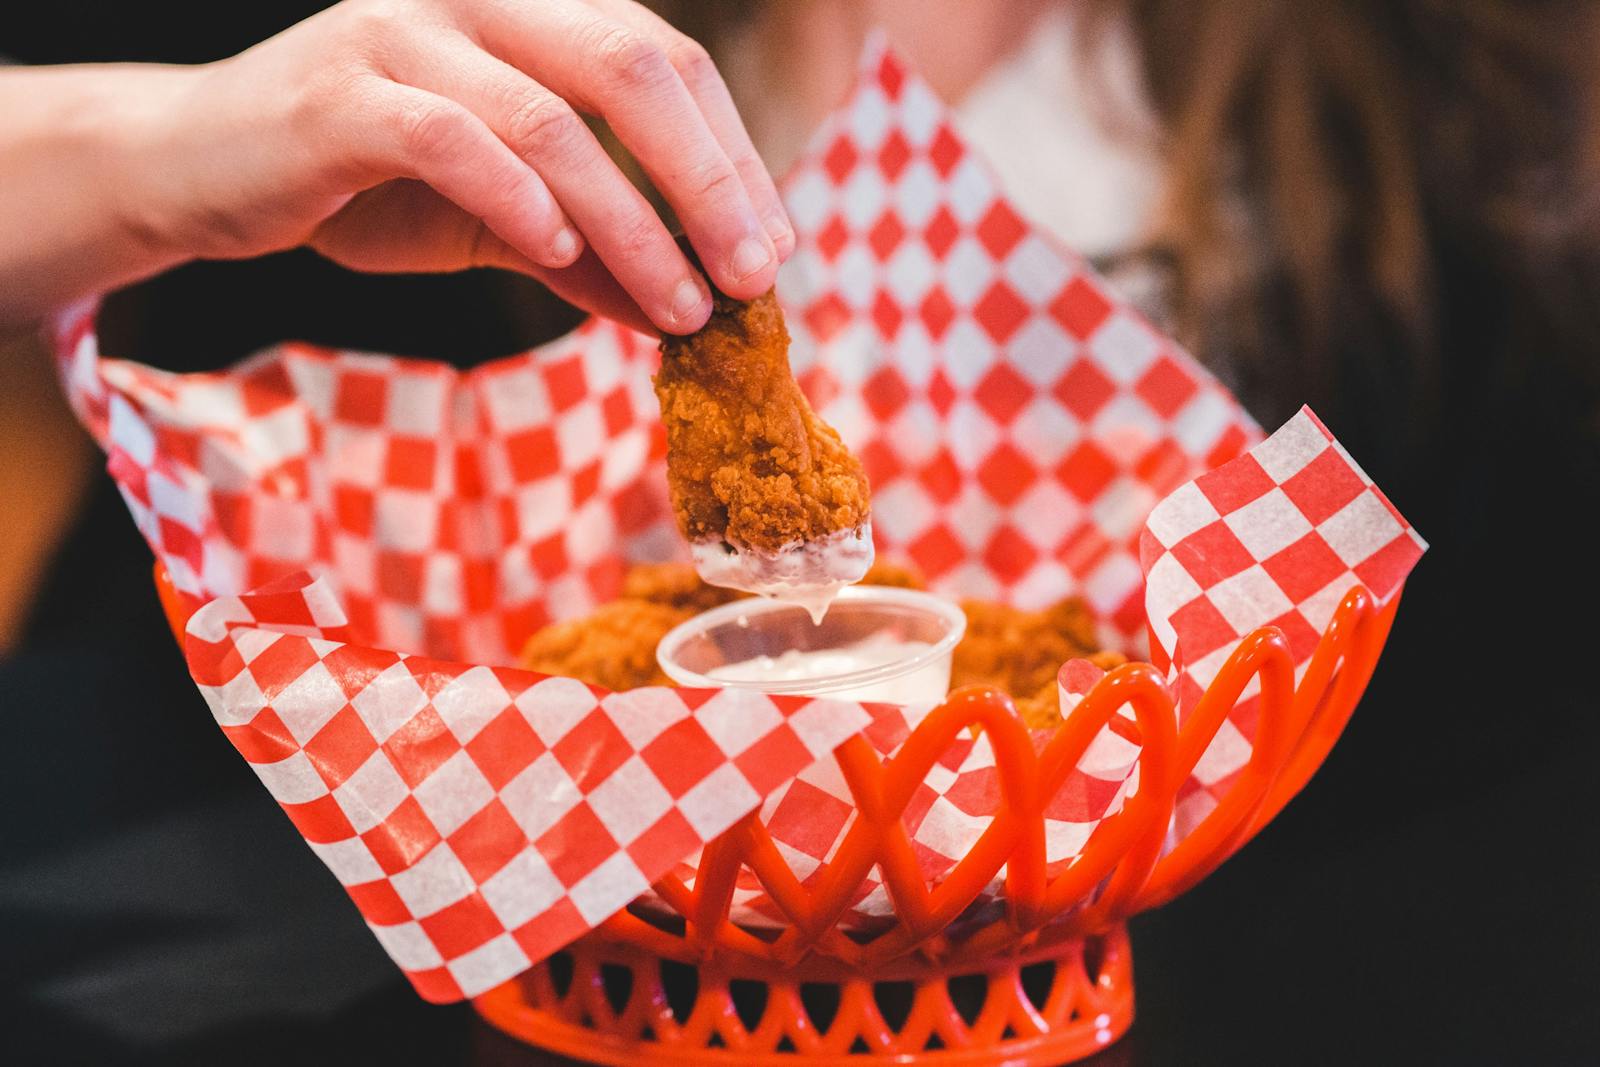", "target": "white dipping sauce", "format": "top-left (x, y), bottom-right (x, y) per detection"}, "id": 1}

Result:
top-left (692, 523), bottom-right (874, 624)
top-left (706, 632), bottom-right (946, 703)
